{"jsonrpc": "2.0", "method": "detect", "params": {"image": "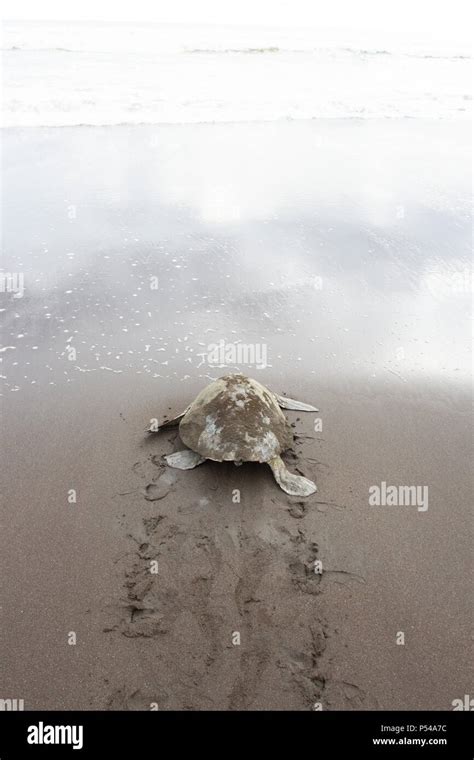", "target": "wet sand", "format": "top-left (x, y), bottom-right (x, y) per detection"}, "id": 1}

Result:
top-left (1, 119), bottom-right (472, 709)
